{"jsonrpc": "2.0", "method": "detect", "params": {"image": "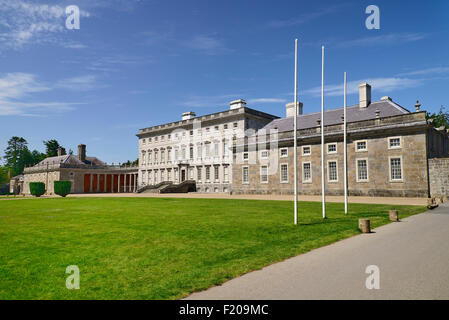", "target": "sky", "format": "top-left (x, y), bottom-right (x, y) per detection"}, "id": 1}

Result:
top-left (0, 0), bottom-right (448, 163)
